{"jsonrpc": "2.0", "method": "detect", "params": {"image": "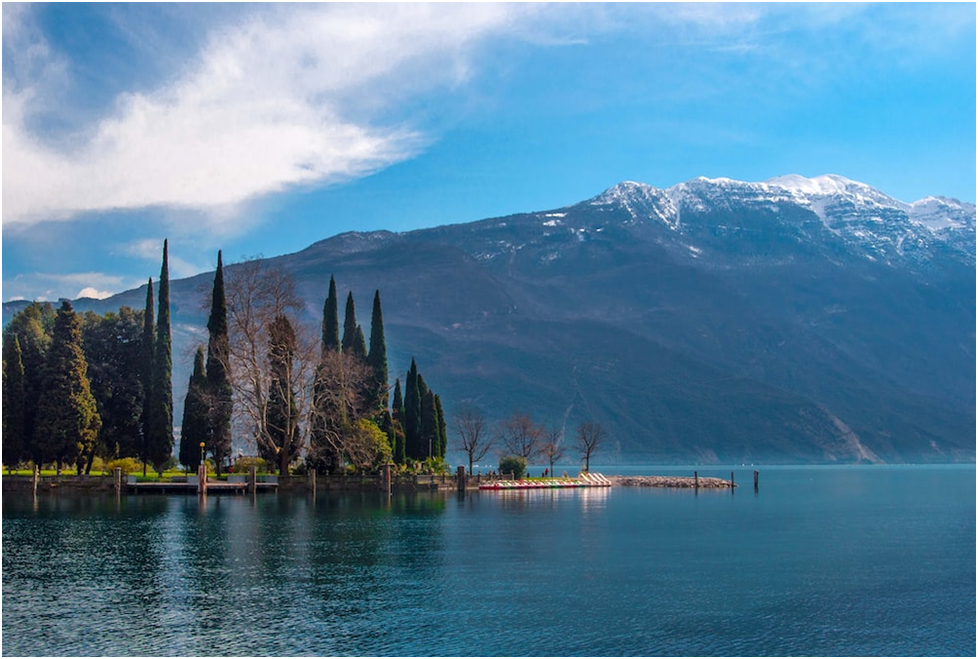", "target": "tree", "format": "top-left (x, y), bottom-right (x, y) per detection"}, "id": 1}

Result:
top-left (540, 424), bottom-right (566, 477)
top-left (81, 308), bottom-right (145, 470)
top-left (140, 278), bottom-right (155, 475)
top-left (575, 420), bottom-right (605, 472)
top-left (264, 314), bottom-right (303, 475)
top-left (345, 419), bottom-right (392, 473)
top-left (206, 251), bottom-right (233, 475)
top-left (145, 241), bottom-right (174, 476)
top-left (3, 302), bottom-right (55, 464)
top-left (224, 257), bottom-right (316, 474)
top-left (403, 359), bottom-right (422, 460)
top-left (309, 276), bottom-right (344, 473)
top-left (33, 301), bottom-right (102, 474)
top-left (3, 336), bottom-right (27, 468)
top-left (420, 390), bottom-right (441, 459)
top-left (434, 394), bottom-right (447, 458)
top-left (179, 346), bottom-right (209, 471)
top-left (366, 290), bottom-right (389, 413)
top-left (499, 455), bottom-right (527, 480)
top-left (307, 349), bottom-right (374, 471)
top-left (340, 292), bottom-right (365, 359)
top-left (453, 405), bottom-right (493, 474)
top-left (498, 411), bottom-right (544, 462)
top-left (321, 276), bottom-right (340, 354)
top-left (390, 378), bottom-right (406, 464)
